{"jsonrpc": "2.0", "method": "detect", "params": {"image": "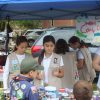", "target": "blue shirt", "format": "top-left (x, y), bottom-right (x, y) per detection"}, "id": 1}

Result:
top-left (10, 75), bottom-right (39, 100)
